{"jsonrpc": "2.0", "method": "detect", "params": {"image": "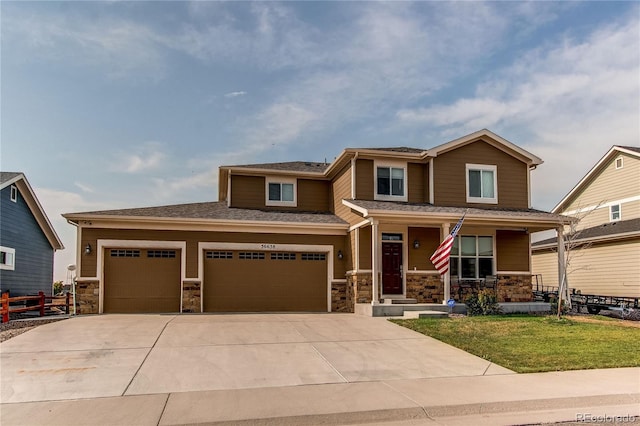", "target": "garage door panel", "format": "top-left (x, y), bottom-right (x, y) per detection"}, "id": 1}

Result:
top-left (204, 251), bottom-right (327, 312)
top-left (104, 249), bottom-right (181, 313)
